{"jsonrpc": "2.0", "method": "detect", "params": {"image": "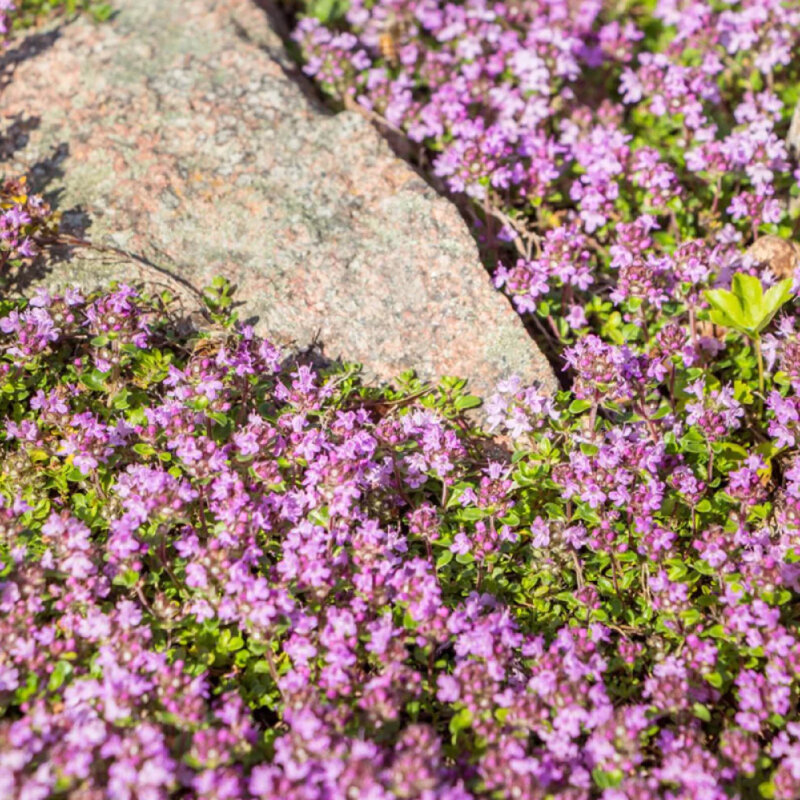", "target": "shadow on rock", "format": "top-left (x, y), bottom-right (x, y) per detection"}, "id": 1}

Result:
top-left (0, 28), bottom-right (62, 93)
top-left (4, 139), bottom-right (98, 293)
top-left (0, 113), bottom-right (40, 161)
top-left (0, 29), bottom-right (63, 174)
